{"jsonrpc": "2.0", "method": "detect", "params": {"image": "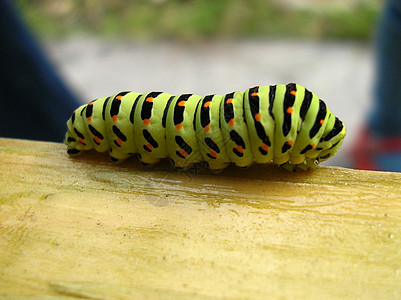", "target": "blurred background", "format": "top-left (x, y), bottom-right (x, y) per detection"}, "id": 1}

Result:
top-left (5, 0), bottom-right (385, 168)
